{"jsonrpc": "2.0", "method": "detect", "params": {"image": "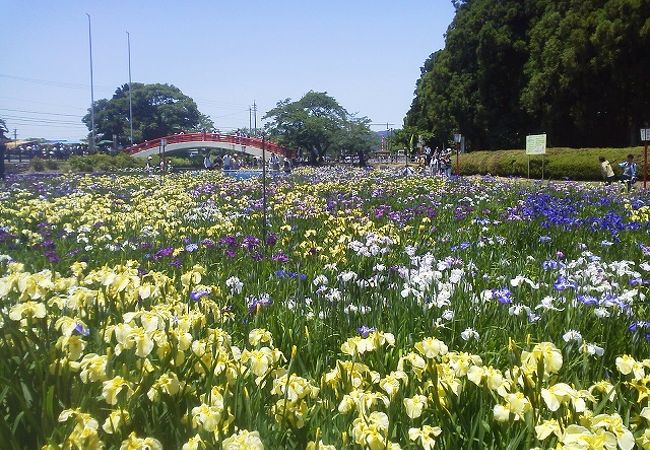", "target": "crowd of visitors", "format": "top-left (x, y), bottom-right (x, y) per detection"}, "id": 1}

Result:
top-left (4, 143), bottom-right (90, 161)
top-left (198, 151), bottom-right (292, 173)
top-left (409, 146), bottom-right (454, 176)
